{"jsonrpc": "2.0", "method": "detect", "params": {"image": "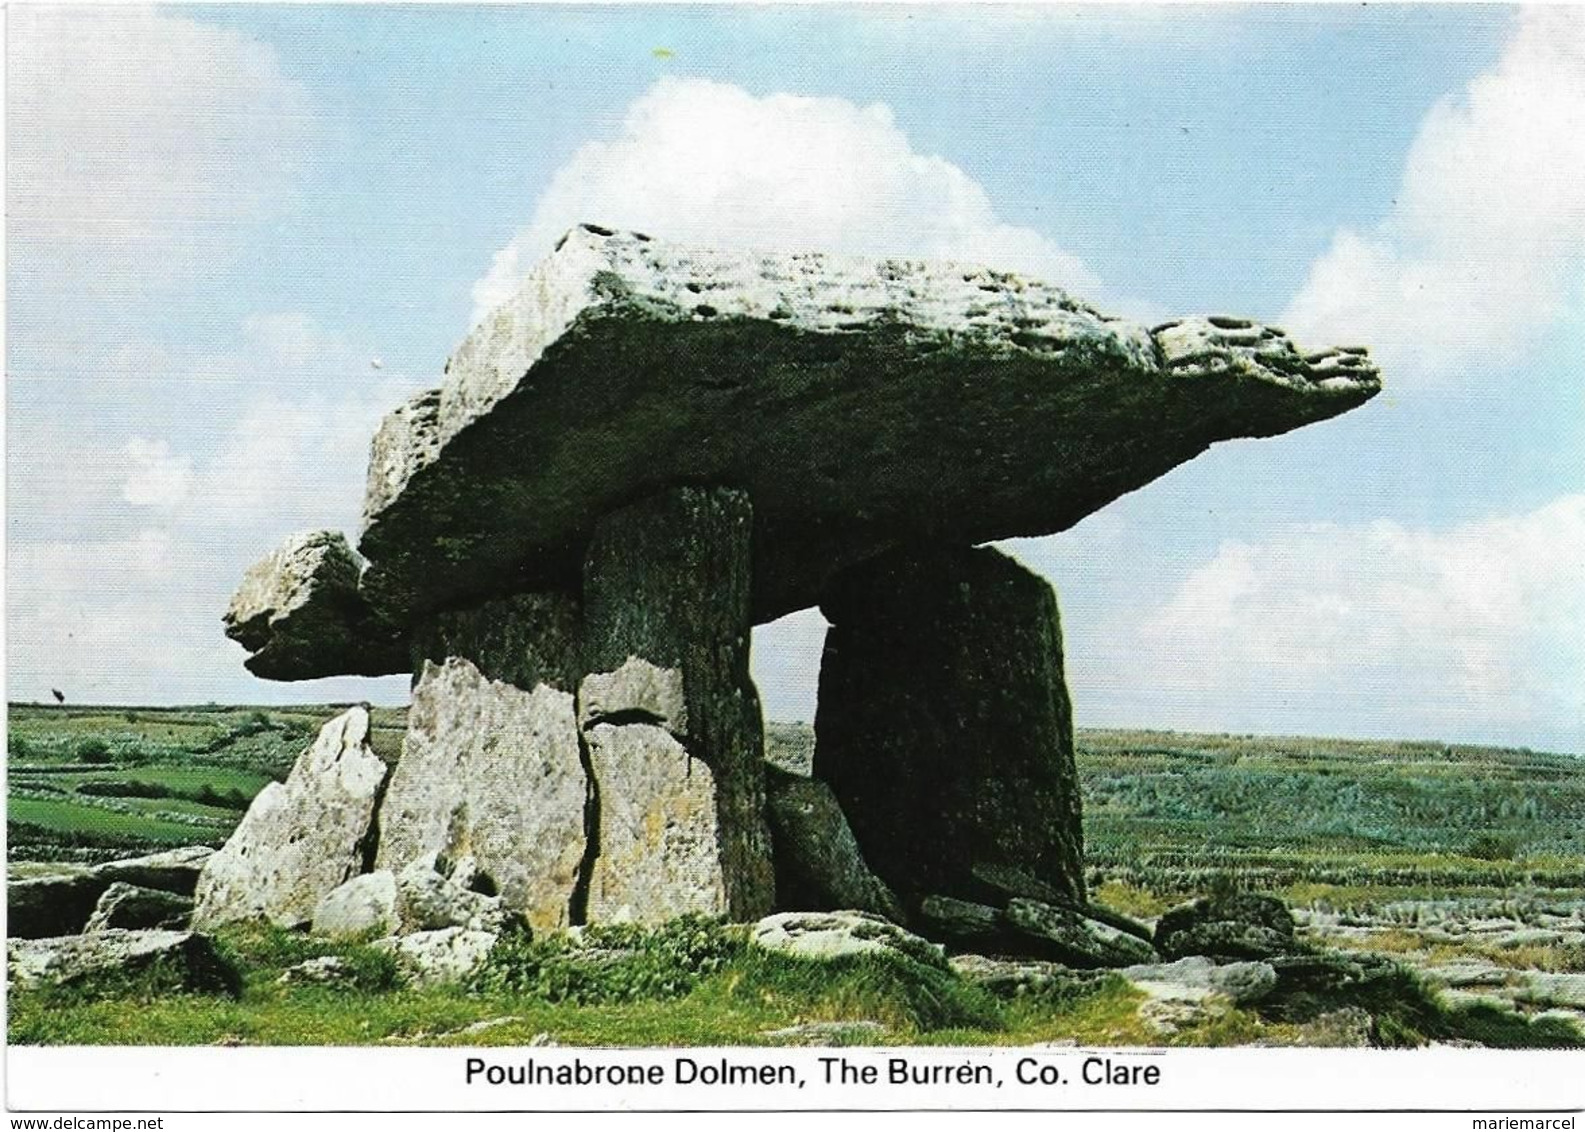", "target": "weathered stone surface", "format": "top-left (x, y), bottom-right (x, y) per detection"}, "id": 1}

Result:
top-left (395, 853), bottom-right (524, 934)
top-left (374, 928), bottom-right (497, 986)
top-left (580, 487), bottom-right (775, 922)
top-left (278, 956), bottom-right (358, 987)
top-left (94, 846), bottom-right (216, 895)
top-left (760, 1020), bottom-right (889, 1046)
top-left (84, 882), bottom-right (193, 933)
top-left (224, 530), bottom-right (406, 679)
top-left (409, 590), bottom-right (582, 691)
top-left (8, 847), bottom-right (215, 938)
top-left (7, 930), bottom-right (236, 994)
top-left (1005, 898), bottom-right (1159, 968)
top-left (1155, 892), bottom-right (1298, 961)
top-left (579, 655), bottom-right (688, 733)
top-left (311, 871), bottom-right (399, 939)
top-left (1119, 956), bottom-right (1278, 1006)
top-left (193, 707), bottom-right (388, 930)
top-left (765, 768), bottom-right (903, 921)
top-left (751, 910), bottom-right (945, 968)
top-left (949, 954), bottom-right (1110, 998)
top-left (583, 721), bottom-right (727, 924)
top-left (815, 545), bottom-right (1085, 909)
top-left (917, 895), bottom-right (1005, 947)
top-left (354, 226), bottom-right (1379, 632)
top-left (375, 658), bottom-right (586, 933)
